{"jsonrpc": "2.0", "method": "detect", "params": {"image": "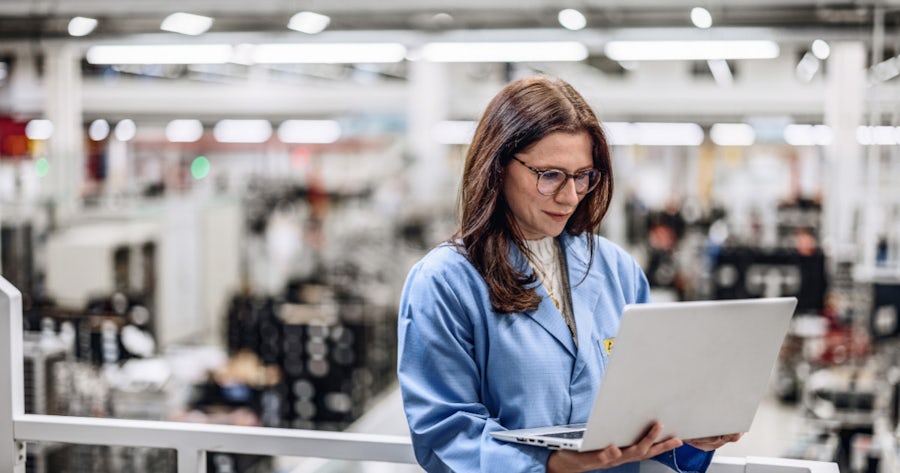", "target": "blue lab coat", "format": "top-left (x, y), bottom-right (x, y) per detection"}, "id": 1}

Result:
top-left (397, 232), bottom-right (714, 472)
